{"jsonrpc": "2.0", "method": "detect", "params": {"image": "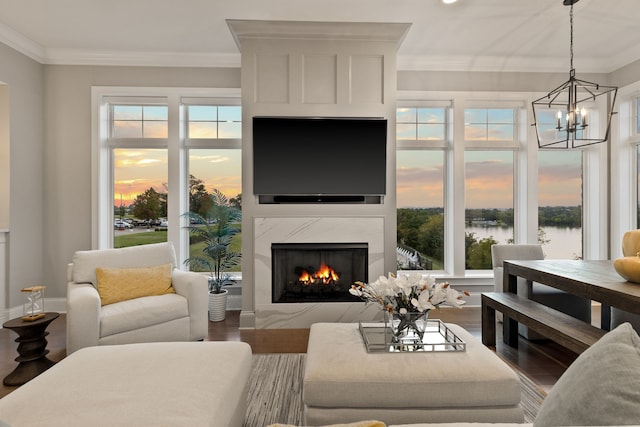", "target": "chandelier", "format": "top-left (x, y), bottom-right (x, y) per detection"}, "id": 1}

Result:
top-left (531, 0), bottom-right (618, 149)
